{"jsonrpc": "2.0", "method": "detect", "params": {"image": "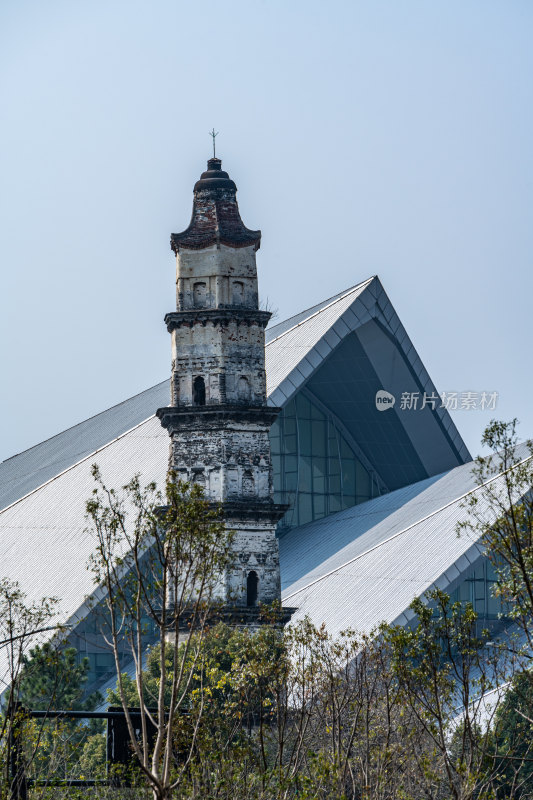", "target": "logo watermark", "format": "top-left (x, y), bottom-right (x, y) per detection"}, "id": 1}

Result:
top-left (375, 390), bottom-right (396, 411)
top-left (375, 390), bottom-right (499, 412)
